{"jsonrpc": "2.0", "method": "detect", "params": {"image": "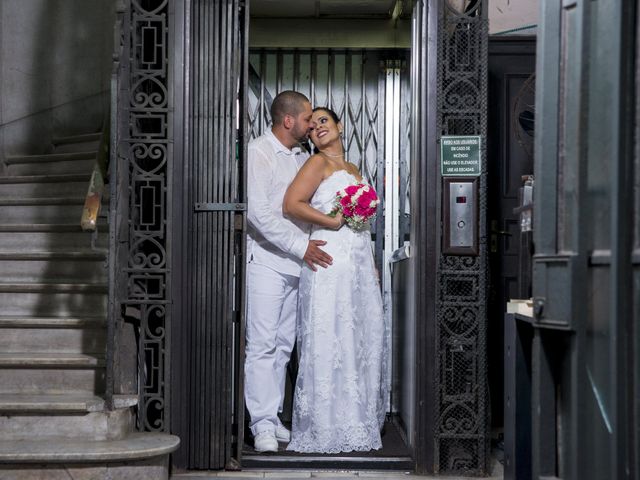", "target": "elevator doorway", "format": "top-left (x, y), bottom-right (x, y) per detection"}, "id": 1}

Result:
top-left (241, 48), bottom-right (413, 469)
top-left (240, 0), bottom-right (416, 468)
